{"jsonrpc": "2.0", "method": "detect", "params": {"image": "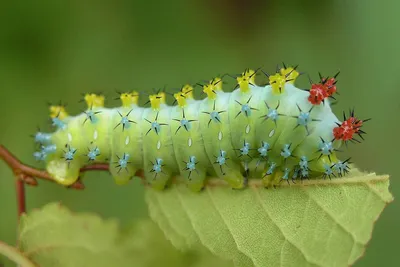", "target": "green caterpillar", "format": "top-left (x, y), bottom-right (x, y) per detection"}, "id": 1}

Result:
top-left (33, 65), bottom-right (367, 192)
